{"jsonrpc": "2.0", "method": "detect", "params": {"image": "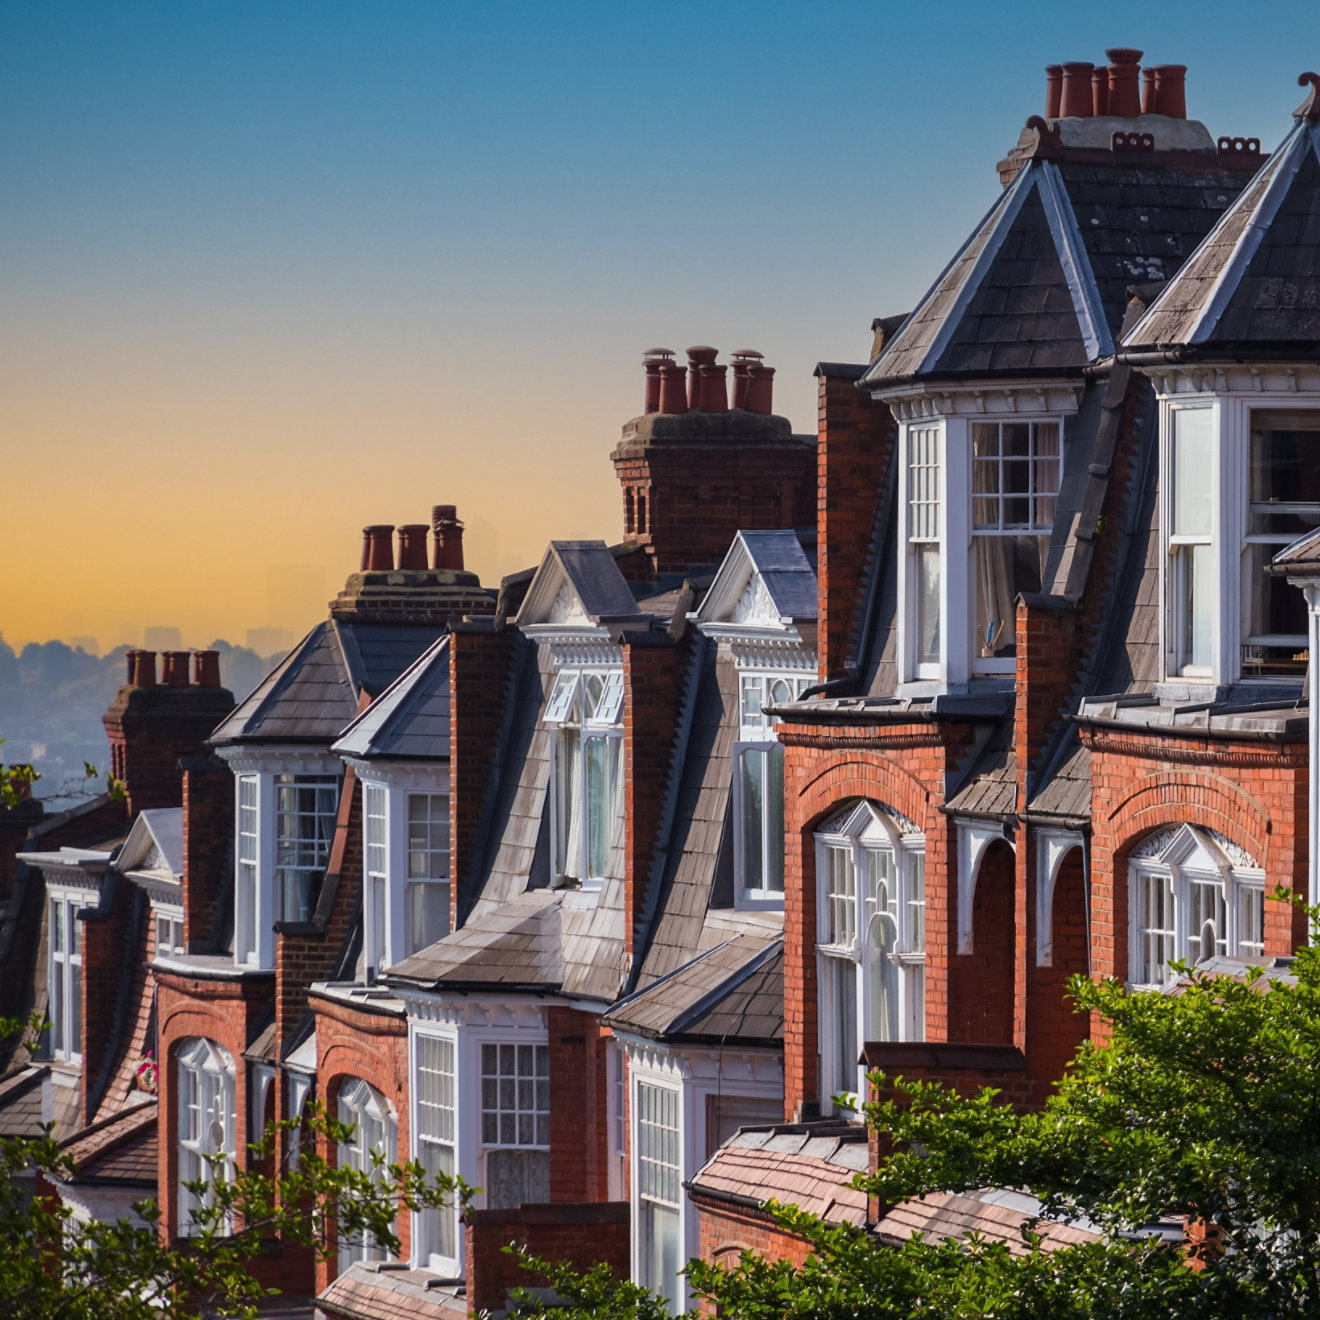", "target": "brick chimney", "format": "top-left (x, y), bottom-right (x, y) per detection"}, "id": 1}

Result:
top-left (101, 651), bottom-right (236, 816)
top-left (613, 346), bottom-right (816, 575)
